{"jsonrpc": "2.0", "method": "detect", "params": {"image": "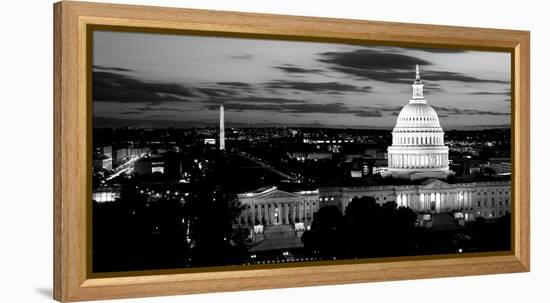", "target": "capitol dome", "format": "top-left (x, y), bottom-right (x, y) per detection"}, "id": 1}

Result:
top-left (381, 65), bottom-right (453, 180)
top-left (394, 103), bottom-right (441, 129)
